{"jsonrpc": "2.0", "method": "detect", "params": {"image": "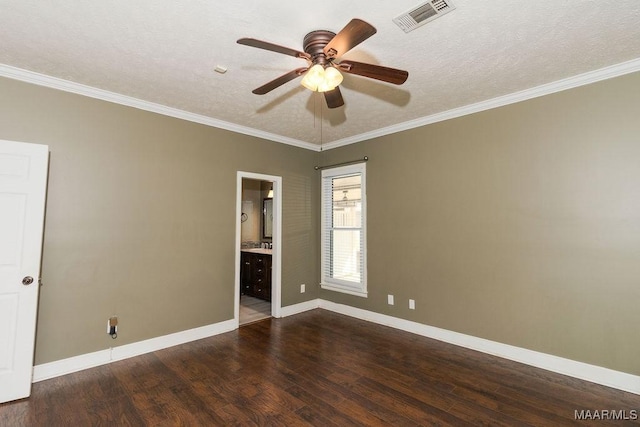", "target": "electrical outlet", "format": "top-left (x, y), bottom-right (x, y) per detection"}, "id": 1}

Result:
top-left (300, 284), bottom-right (306, 293)
top-left (409, 299), bottom-right (415, 310)
top-left (107, 316), bottom-right (118, 337)
top-left (388, 294), bottom-right (394, 305)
